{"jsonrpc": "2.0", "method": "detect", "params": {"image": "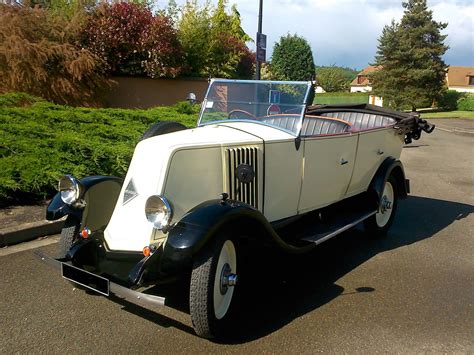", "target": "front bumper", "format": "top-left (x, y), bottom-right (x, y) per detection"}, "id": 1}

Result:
top-left (34, 250), bottom-right (166, 309)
